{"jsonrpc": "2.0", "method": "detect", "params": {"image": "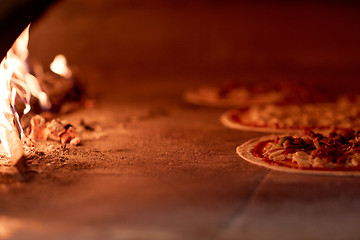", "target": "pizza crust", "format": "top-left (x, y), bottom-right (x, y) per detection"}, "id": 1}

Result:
top-left (183, 80), bottom-right (328, 108)
top-left (183, 86), bottom-right (284, 108)
top-left (237, 136), bottom-right (360, 176)
top-left (221, 98), bottom-right (360, 133)
top-left (221, 109), bottom-right (300, 133)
